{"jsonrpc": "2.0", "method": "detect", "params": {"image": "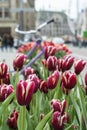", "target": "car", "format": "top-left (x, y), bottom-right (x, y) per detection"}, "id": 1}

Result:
top-left (52, 37), bottom-right (65, 44)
